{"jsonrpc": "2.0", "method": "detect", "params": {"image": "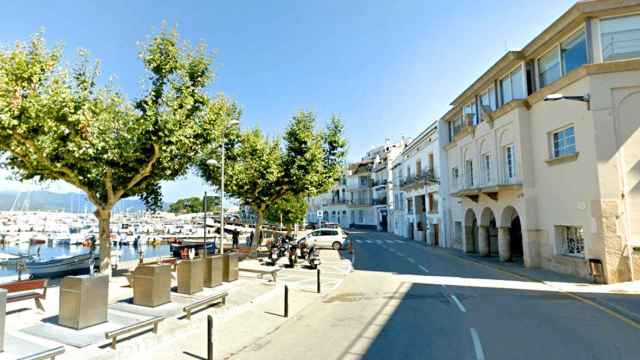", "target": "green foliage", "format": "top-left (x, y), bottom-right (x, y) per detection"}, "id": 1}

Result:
top-left (168, 196), bottom-right (220, 214)
top-left (0, 29), bottom-right (235, 271)
top-left (266, 194), bottom-right (307, 226)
